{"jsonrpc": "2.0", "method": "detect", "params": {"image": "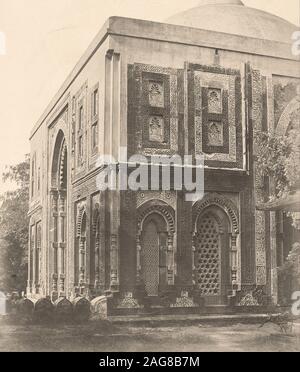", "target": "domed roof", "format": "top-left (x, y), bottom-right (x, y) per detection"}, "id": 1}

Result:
top-left (166, 0), bottom-right (297, 43)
